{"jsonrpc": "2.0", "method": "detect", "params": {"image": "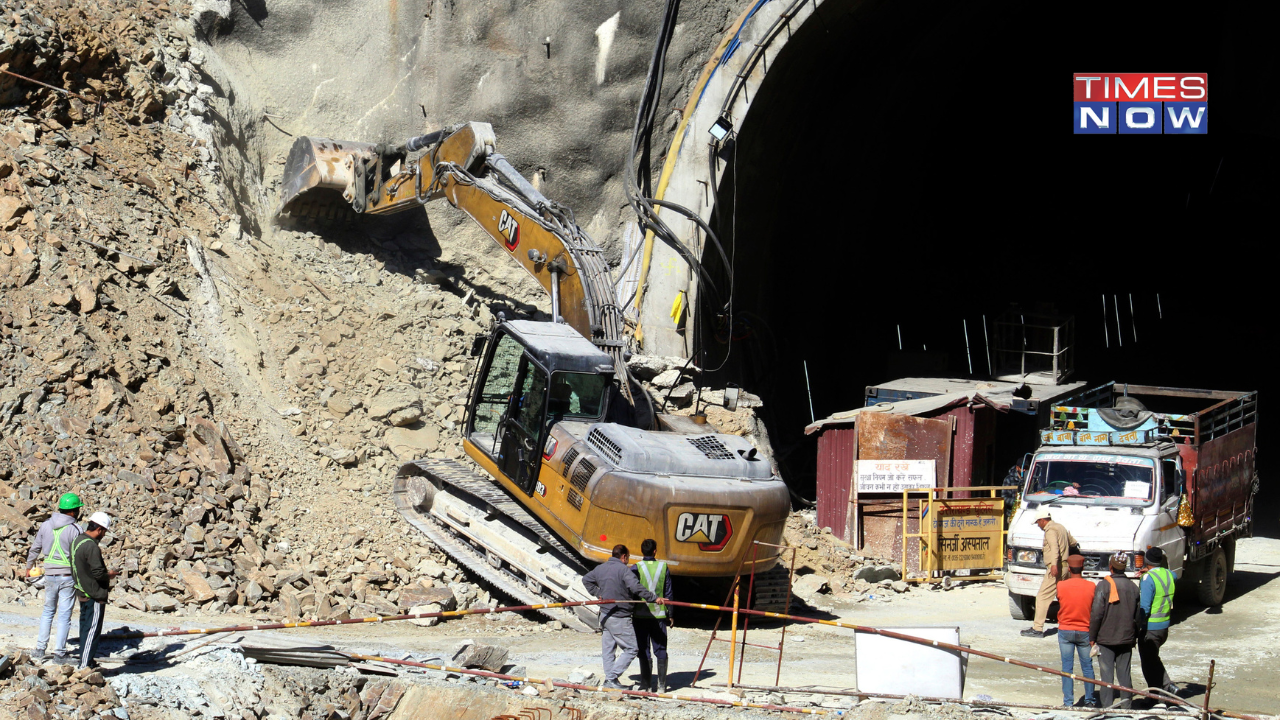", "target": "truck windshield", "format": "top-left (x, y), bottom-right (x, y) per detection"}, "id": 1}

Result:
top-left (547, 372), bottom-right (607, 420)
top-left (1026, 452), bottom-right (1156, 506)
